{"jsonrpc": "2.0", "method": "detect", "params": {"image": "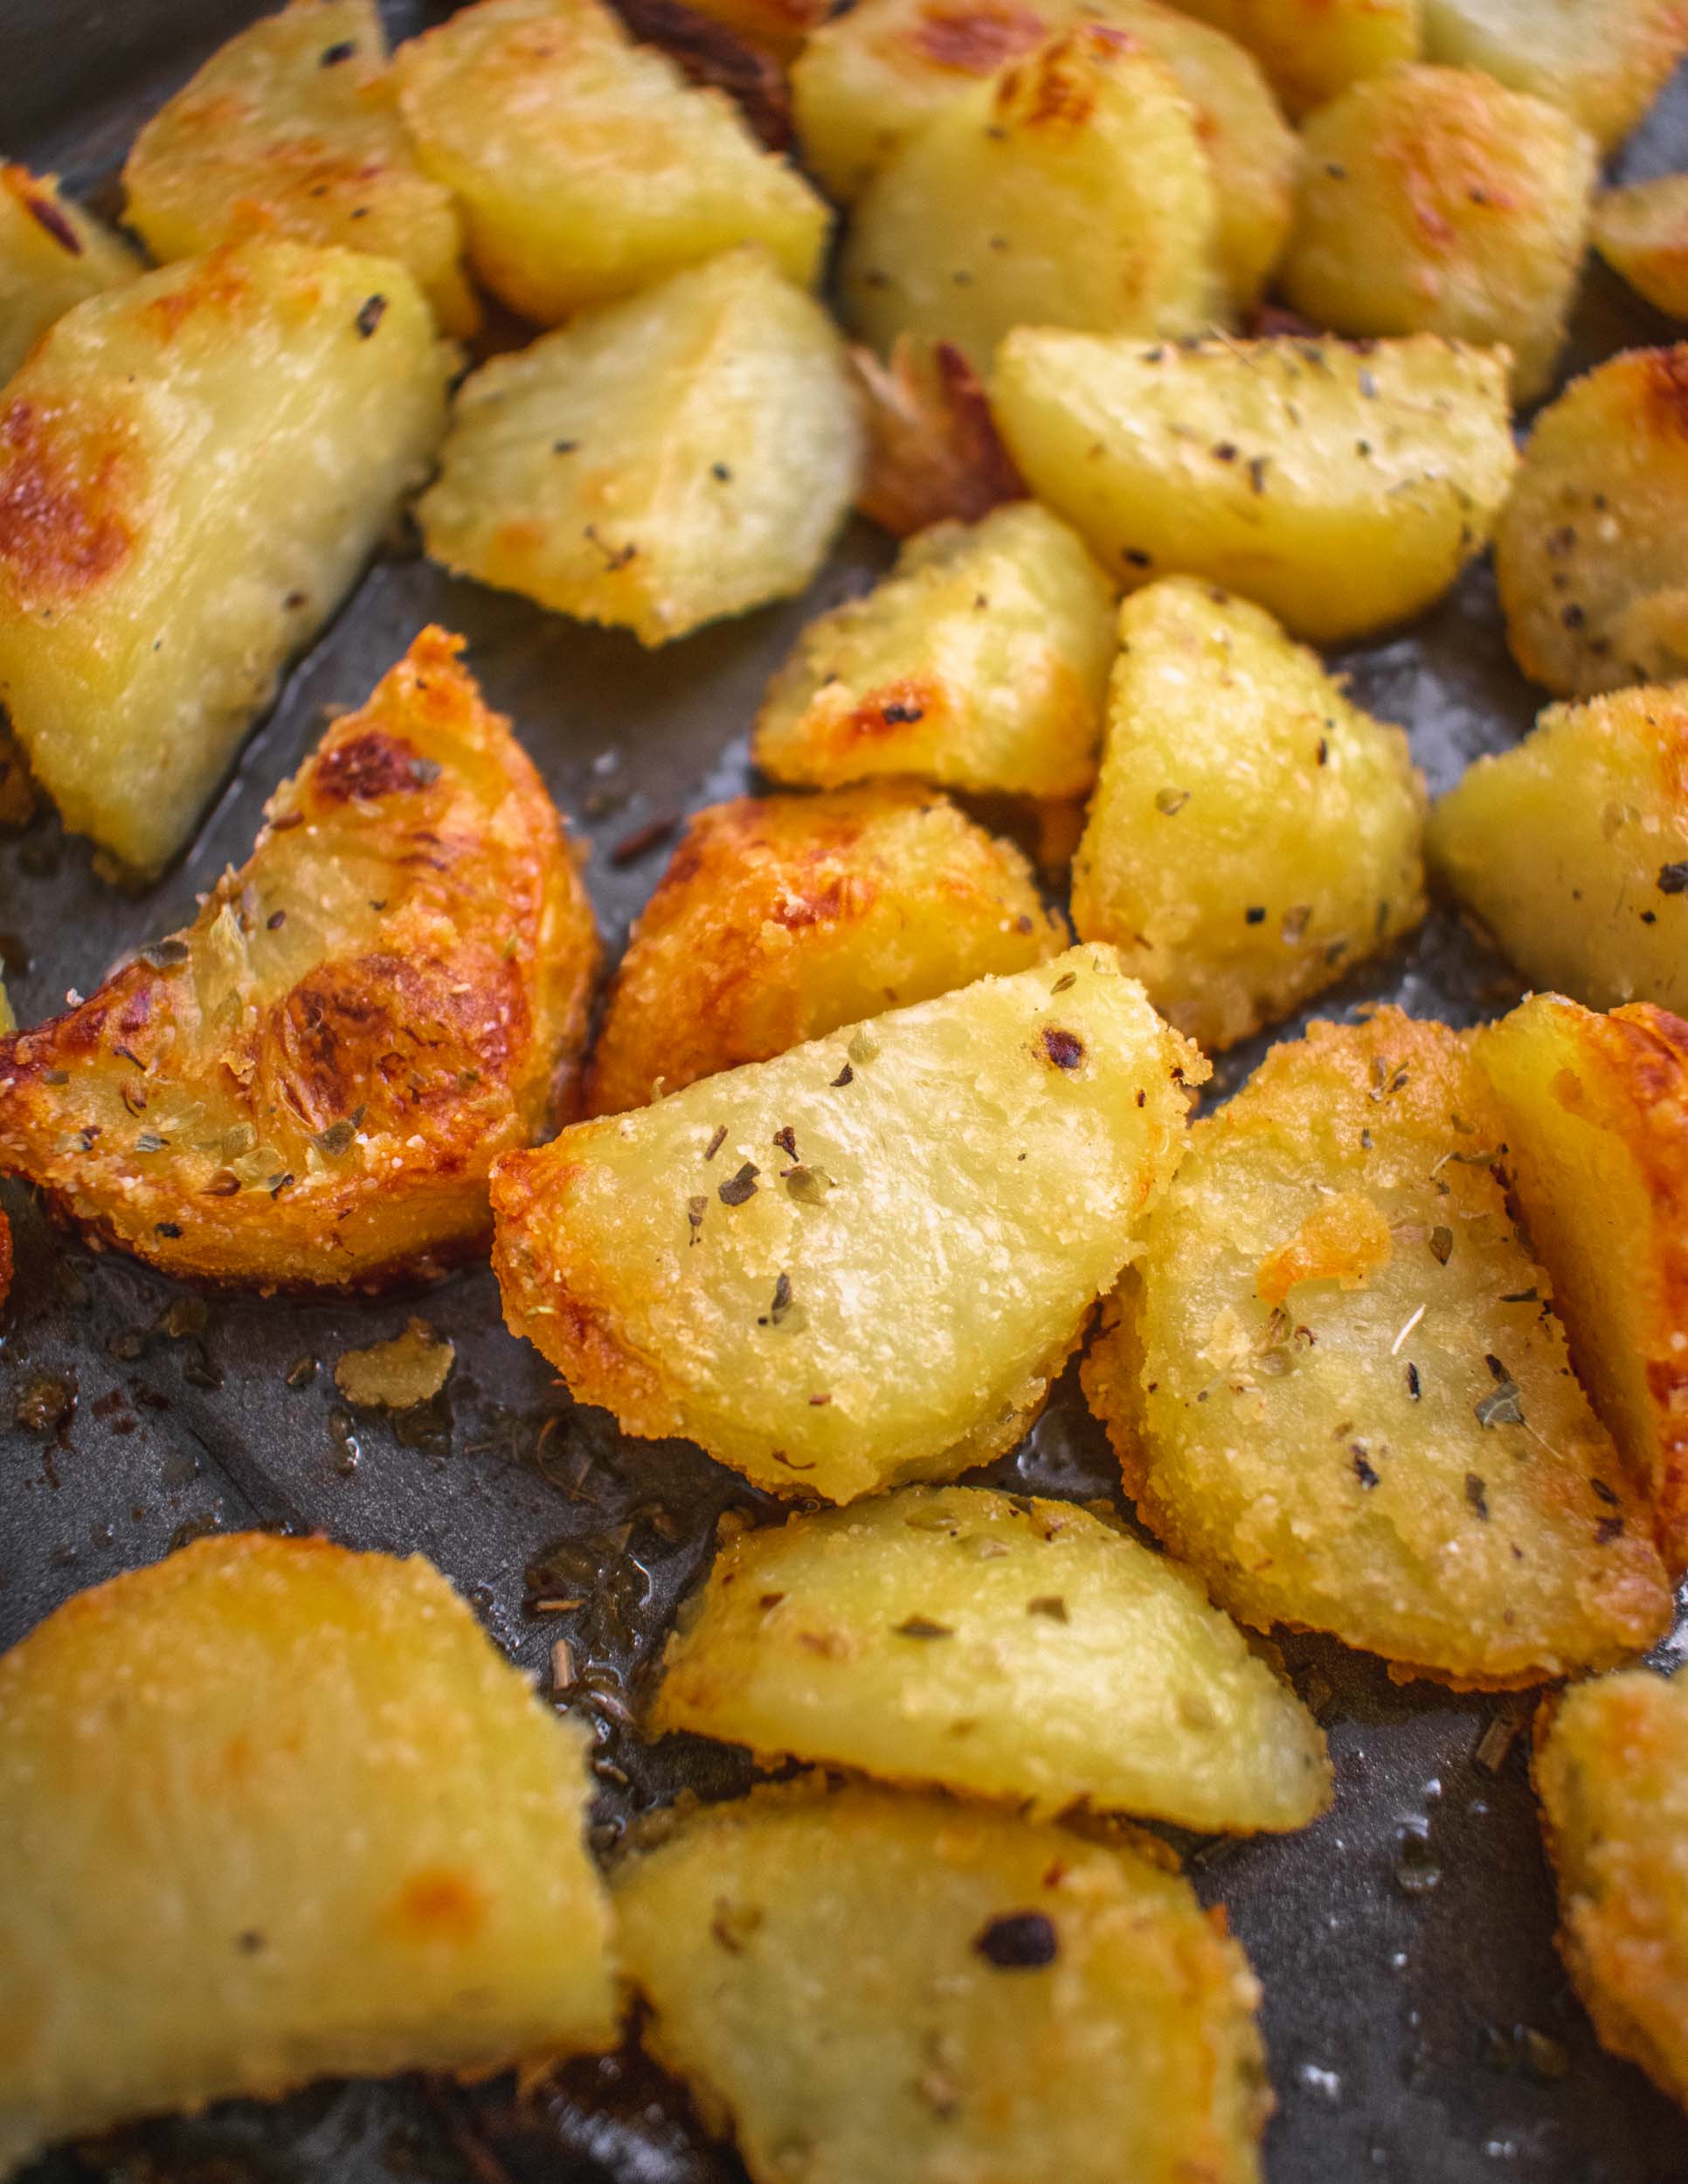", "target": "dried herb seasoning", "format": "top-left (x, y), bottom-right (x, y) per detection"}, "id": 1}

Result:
top-left (1026, 1594), bottom-right (1069, 1621)
top-left (704, 1123), bottom-right (728, 1161)
top-left (893, 1614), bottom-right (954, 1639)
top-left (1429, 1227), bottom-right (1454, 1265)
top-left (717, 1162), bottom-right (759, 1206)
top-left (973, 1911), bottom-right (1058, 1969)
top-left (1465, 1473), bottom-right (1490, 1519)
